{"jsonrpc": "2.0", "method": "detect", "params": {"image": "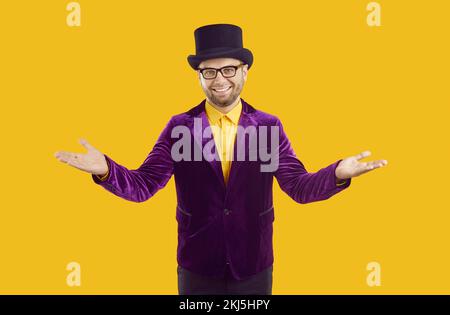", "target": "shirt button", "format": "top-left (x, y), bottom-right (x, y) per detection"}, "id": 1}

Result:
top-left (224, 208), bottom-right (231, 215)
